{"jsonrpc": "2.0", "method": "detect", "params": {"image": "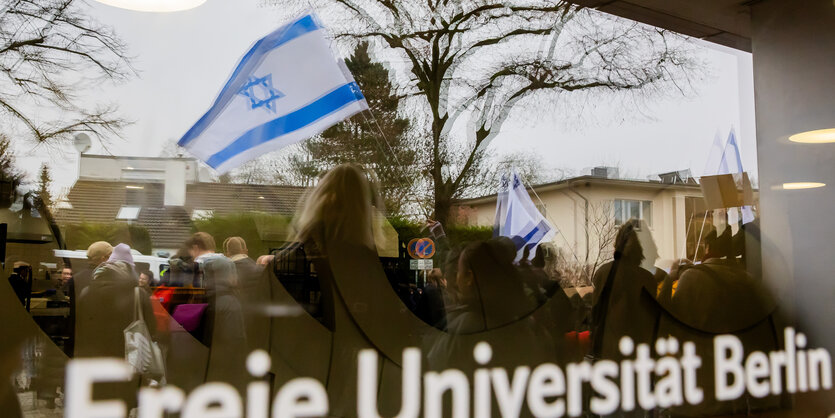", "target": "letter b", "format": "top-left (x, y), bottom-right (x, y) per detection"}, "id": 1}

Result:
top-left (714, 335), bottom-right (745, 401)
